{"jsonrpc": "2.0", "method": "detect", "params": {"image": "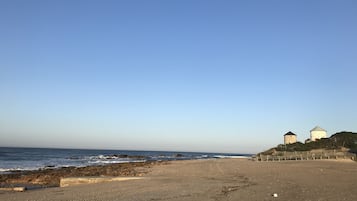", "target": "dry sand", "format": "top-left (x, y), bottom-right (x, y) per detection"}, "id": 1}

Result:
top-left (0, 158), bottom-right (356, 201)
